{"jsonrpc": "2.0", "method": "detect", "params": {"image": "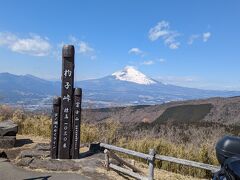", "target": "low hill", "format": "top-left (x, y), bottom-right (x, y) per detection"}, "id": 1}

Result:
top-left (82, 96), bottom-right (240, 126)
top-left (152, 103), bottom-right (213, 125)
